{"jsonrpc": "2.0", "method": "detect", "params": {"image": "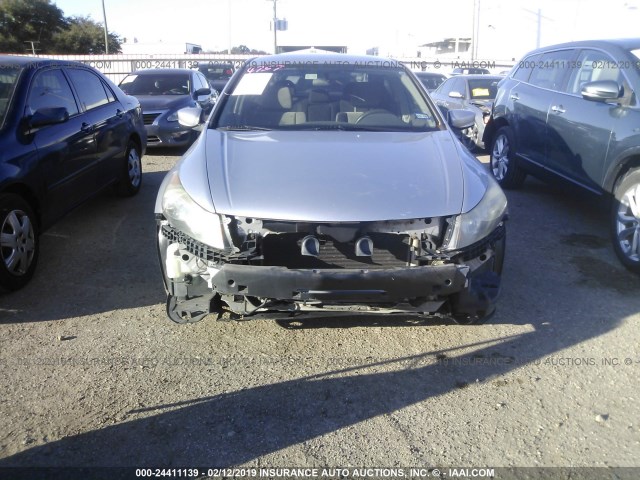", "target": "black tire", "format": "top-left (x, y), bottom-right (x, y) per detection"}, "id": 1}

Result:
top-left (490, 126), bottom-right (526, 189)
top-left (460, 124), bottom-right (480, 152)
top-left (610, 168), bottom-right (640, 273)
top-left (166, 294), bottom-right (208, 324)
top-left (116, 140), bottom-right (142, 197)
top-left (451, 232), bottom-right (506, 325)
top-left (0, 194), bottom-right (39, 292)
